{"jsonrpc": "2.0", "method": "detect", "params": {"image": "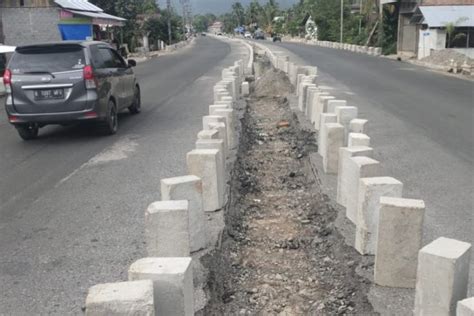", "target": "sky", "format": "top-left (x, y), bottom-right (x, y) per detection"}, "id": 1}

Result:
top-left (157, 0), bottom-right (299, 15)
